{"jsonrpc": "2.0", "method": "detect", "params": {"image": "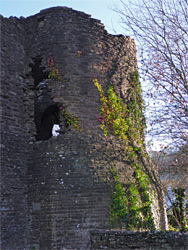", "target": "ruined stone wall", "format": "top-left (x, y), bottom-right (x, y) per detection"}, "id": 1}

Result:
top-left (0, 15), bottom-right (29, 250)
top-left (23, 8), bottom-right (141, 249)
top-left (27, 133), bottom-right (113, 249)
top-left (22, 7), bottom-right (137, 134)
top-left (90, 230), bottom-right (188, 249)
top-left (1, 7), bottom-right (168, 250)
